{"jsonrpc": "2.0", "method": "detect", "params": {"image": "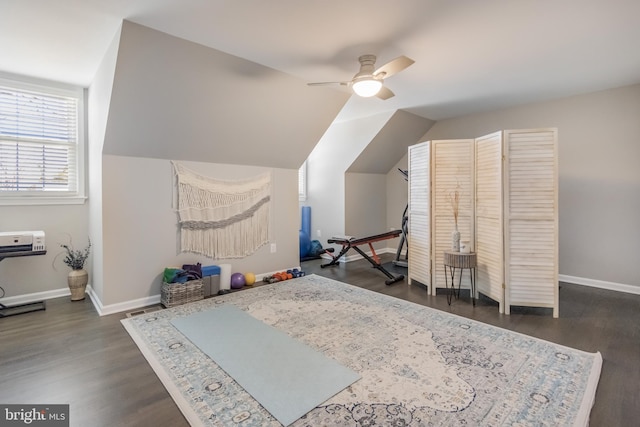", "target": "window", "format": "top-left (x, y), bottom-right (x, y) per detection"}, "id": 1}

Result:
top-left (298, 160), bottom-right (307, 201)
top-left (0, 75), bottom-right (85, 205)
